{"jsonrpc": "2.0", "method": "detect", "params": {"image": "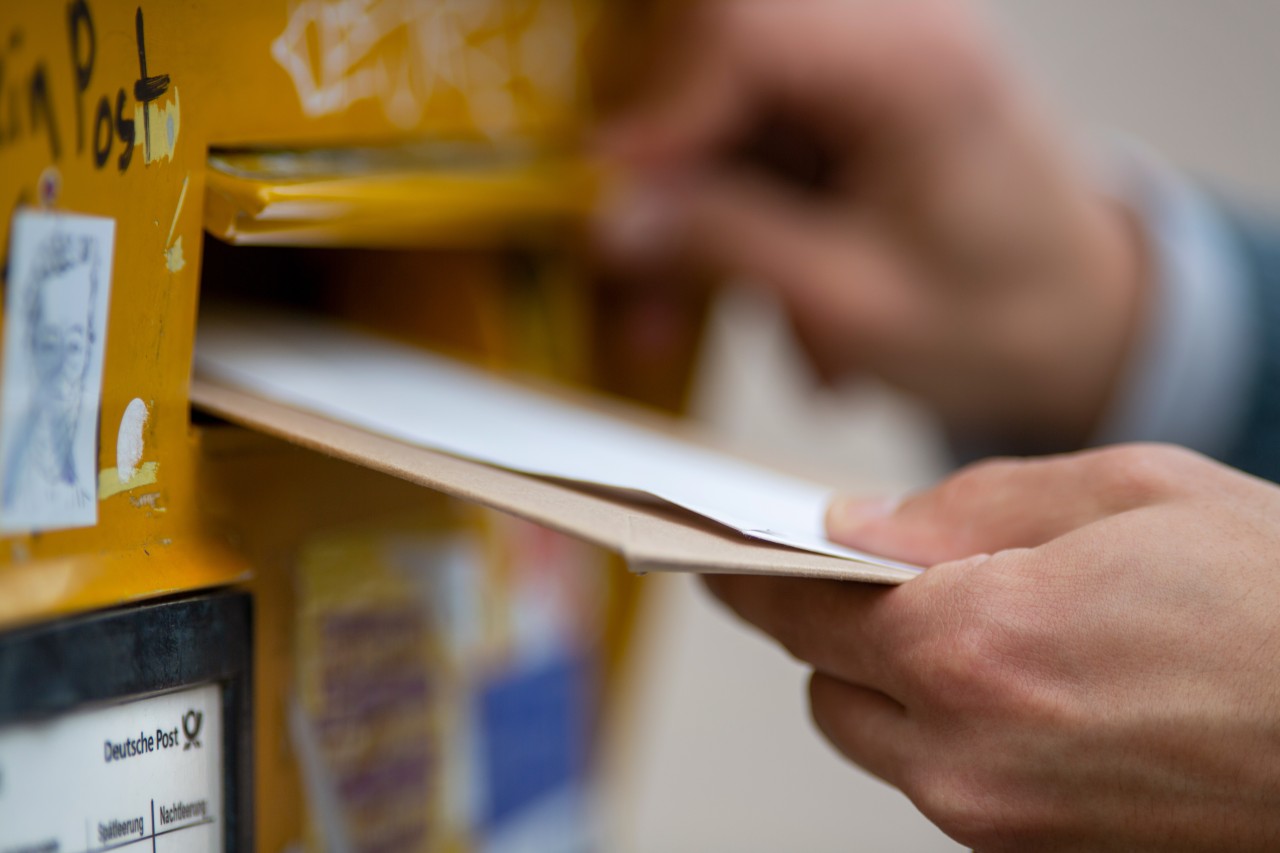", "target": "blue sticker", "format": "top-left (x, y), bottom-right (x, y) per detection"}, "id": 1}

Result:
top-left (476, 654), bottom-right (592, 829)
